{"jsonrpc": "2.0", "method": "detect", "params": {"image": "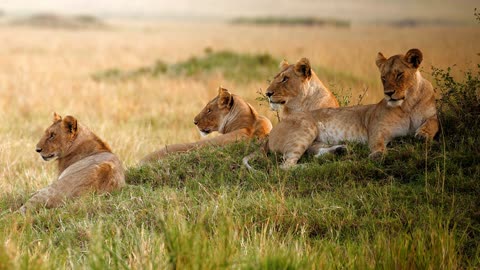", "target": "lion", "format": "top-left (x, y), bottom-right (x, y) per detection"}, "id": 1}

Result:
top-left (140, 87), bottom-right (273, 163)
top-left (244, 48), bottom-right (439, 169)
top-left (20, 113), bottom-right (125, 213)
top-left (265, 57), bottom-right (339, 117)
